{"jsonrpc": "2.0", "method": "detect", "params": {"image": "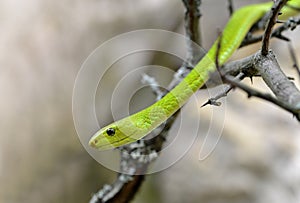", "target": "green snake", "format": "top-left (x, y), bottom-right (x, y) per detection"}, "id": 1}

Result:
top-left (89, 0), bottom-right (300, 150)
